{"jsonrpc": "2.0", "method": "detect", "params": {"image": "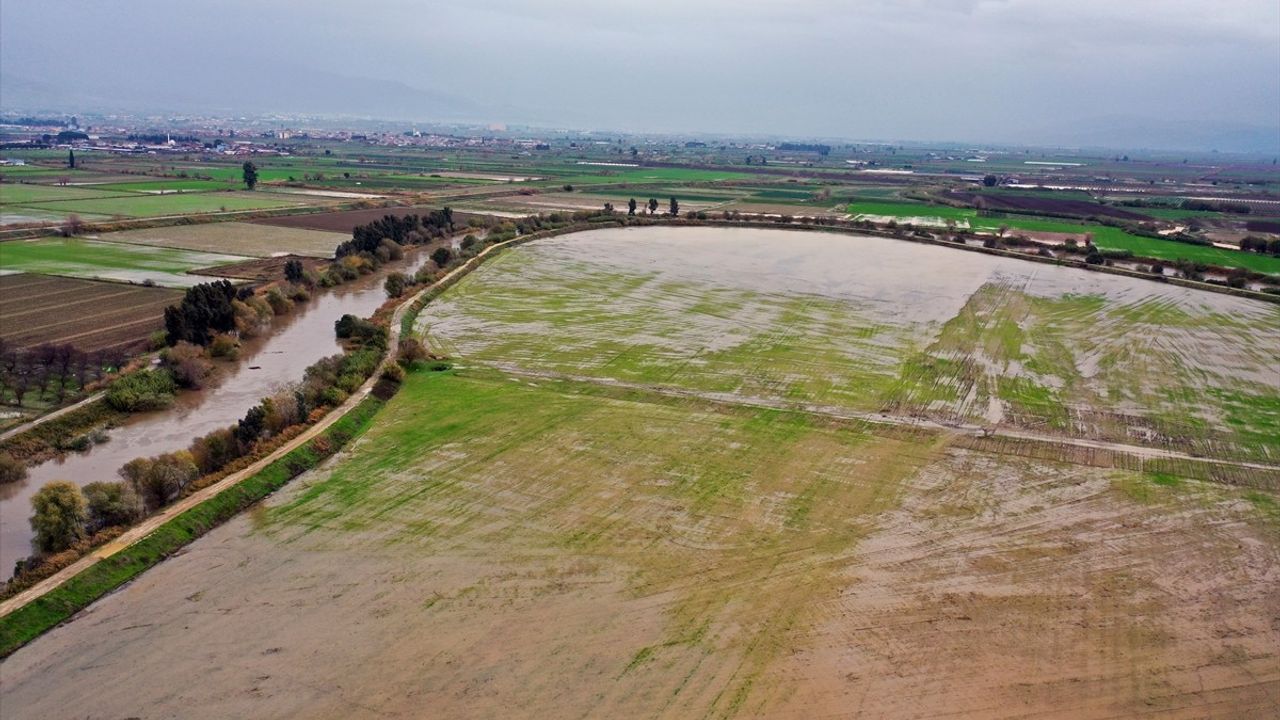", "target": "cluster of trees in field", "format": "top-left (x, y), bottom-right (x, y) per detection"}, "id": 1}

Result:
top-left (163, 280), bottom-right (240, 346)
top-left (163, 275), bottom-right (314, 351)
top-left (337, 209), bottom-right (455, 258)
top-left (1239, 236), bottom-right (1280, 255)
top-left (0, 340), bottom-right (126, 409)
top-left (778, 142), bottom-right (831, 156)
